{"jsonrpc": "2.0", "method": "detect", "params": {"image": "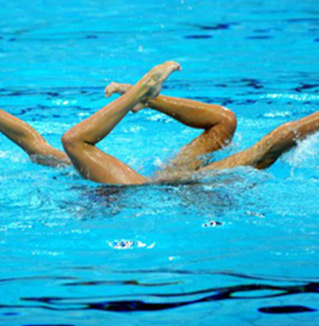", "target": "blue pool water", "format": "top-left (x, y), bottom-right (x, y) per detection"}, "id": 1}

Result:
top-left (1, 0), bottom-right (319, 325)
